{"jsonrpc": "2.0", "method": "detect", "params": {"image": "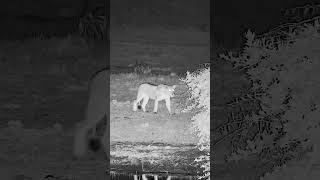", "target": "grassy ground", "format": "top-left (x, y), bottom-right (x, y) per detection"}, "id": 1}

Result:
top-left (0, 24), bottom-right (209, 179)
top-left (0, 126), bottom-right (107, 180)
top-left (0, 31), bottom-right (274, 179)
top-left (0, 72), bottom-right (202, 180)
top-left (0, 35), bottom-right (107, 180)
top-left (109, 26), bottom-right (209, 177)
top-left (0, 37), bottom-right (103, 129)
top-left (0, 0), bottom-right (211, 179)
top-left (110, 73), bottom-right (202, 176)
